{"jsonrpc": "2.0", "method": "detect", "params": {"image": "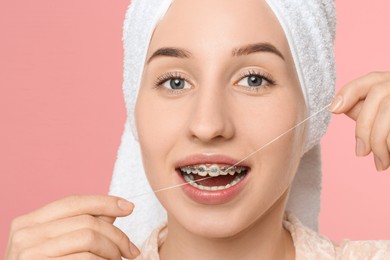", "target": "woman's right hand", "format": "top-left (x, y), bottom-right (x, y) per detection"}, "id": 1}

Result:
top-left (5, 195), bottom-right (140, 260)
